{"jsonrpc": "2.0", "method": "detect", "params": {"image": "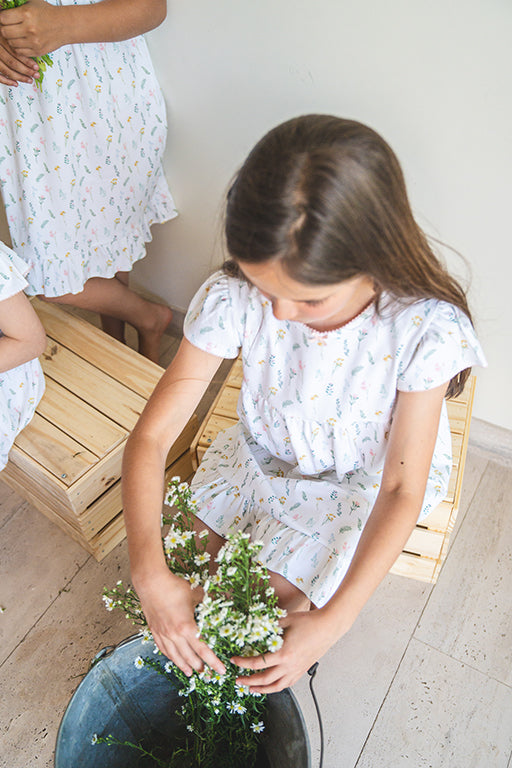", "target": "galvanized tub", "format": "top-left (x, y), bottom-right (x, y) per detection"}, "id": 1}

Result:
top-left (55, 634), bottom-right (311, 768)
